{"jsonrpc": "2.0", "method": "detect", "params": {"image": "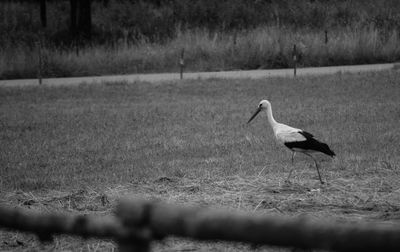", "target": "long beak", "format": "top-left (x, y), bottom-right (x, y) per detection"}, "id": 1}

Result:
top-left (247, 107), bottom-right (262, 124)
